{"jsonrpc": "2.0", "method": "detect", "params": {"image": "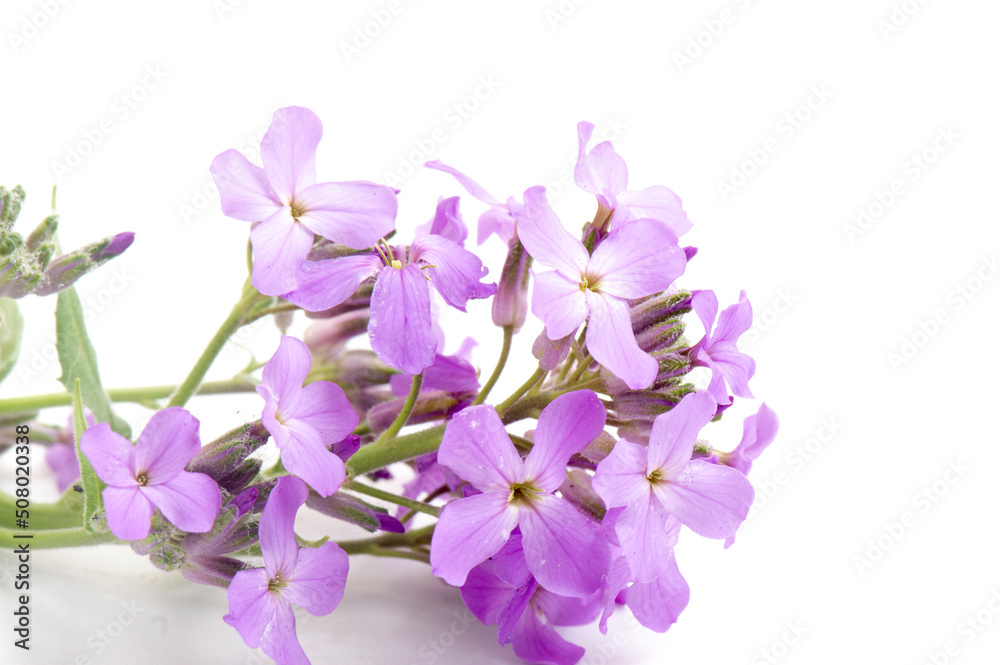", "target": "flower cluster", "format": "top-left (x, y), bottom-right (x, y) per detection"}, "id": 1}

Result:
top-left (5, 107), bottom-right (777, 665)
